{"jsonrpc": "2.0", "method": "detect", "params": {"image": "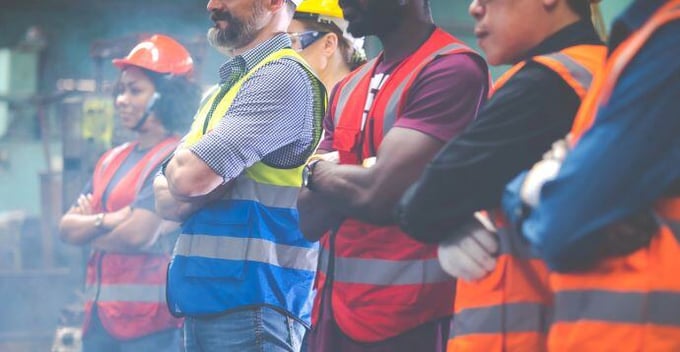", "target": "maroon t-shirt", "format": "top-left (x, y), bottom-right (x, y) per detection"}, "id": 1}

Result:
top-left (319, 53), bottom-right (488, 151)
top-left (309, 53), bottom-right (488, 350)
